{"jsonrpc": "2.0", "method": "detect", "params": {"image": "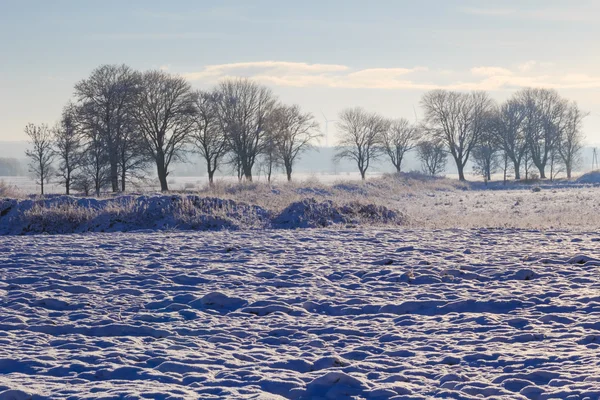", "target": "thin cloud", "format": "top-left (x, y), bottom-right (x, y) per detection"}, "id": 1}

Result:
top-left (460, 7), bottom-right (516, 16)
top-left (460, 5), bottom-right (598, 22)
top-left (471, 67), bottom-right (513, 77)
top-left (183, 61), bottom-right (600, 91)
